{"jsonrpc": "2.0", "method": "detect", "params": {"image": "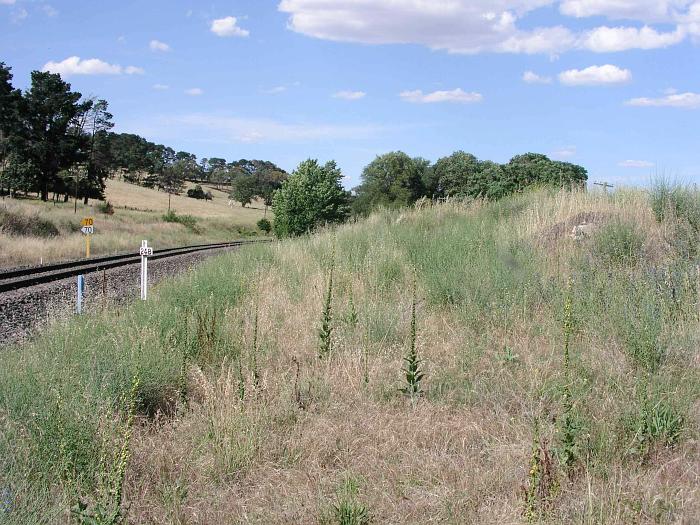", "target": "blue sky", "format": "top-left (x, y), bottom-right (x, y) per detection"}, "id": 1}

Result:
top-left (2, 0), bottom-right (700, 188)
